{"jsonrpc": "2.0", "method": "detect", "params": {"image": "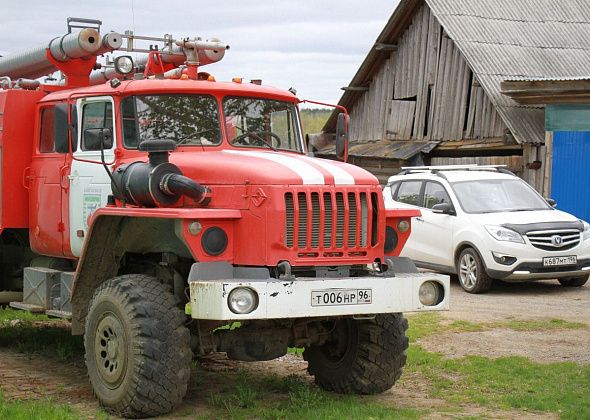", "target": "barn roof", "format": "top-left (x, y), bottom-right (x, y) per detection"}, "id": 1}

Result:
top-left (324, 0), bottom-right (590, 144)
